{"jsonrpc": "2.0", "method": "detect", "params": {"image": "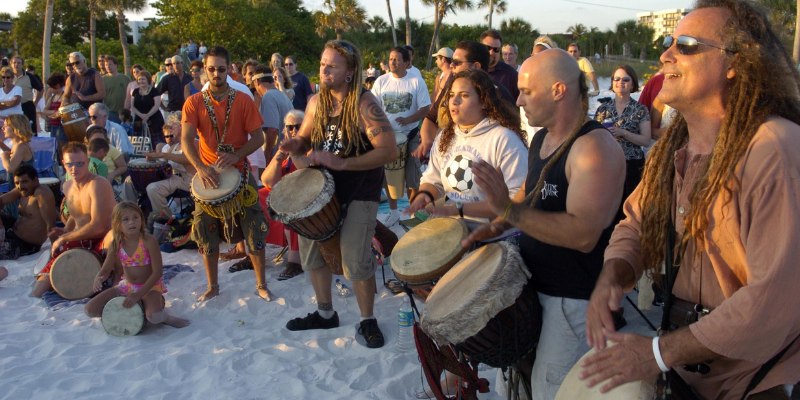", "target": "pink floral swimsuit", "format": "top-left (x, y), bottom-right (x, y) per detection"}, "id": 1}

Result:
top-left (116, 238), bottom-right (166, 295)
